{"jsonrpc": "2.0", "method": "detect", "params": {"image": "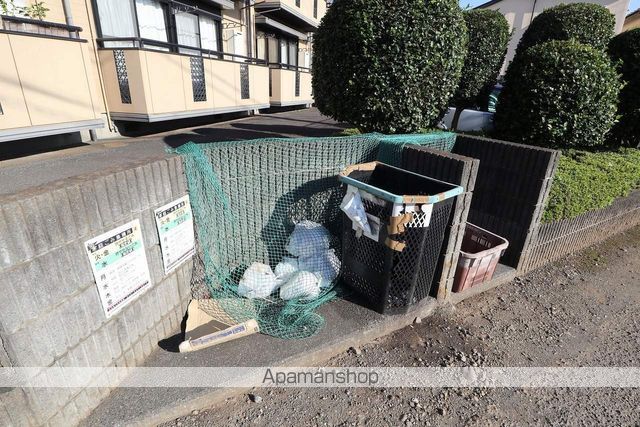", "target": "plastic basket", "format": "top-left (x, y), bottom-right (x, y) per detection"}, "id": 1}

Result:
top-left (338, 162), bottom-right (462, 314)
top-left (452, 223), bottom-right (509, 293)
